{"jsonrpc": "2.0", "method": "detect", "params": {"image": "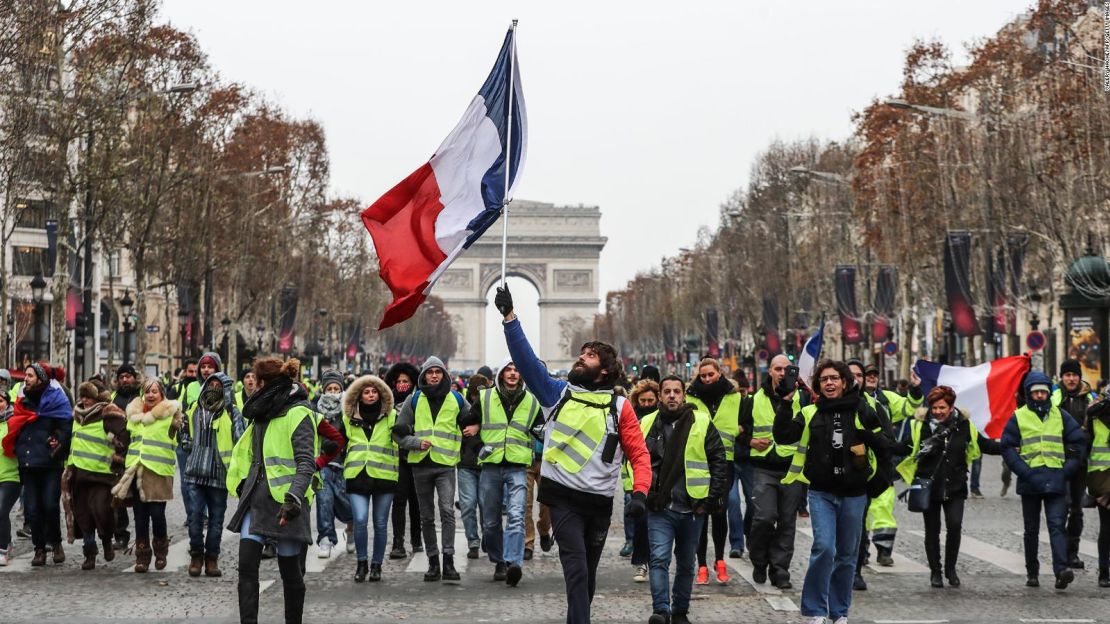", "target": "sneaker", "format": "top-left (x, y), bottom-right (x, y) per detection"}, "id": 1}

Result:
top-left (833, 618), bottom-right (848, 624)
top-left (696, 565), bottom-right (709, 585)
top-left (803, 617), bottom-right (826, 624)
top-left (316, 541), bottom-right (332, 559)
top-left (619, 540), bottom-right (633, 557)
top-left (970, 490), bottom-right (983, 499)
top-left (714, 559), bottom-right (730, 584)
top-left (0, 544), bottom-right (10, 566)
top-left (729, 549), bottom-right (743, 559)
top-left (1055, 569), bottom-right (1075, 590)
top-left (468, 546), bottom-right (479, 560)
top-left (633, 564), bottom-right (648, 582)
top-left (540, 534), bottom-right (553, 552)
